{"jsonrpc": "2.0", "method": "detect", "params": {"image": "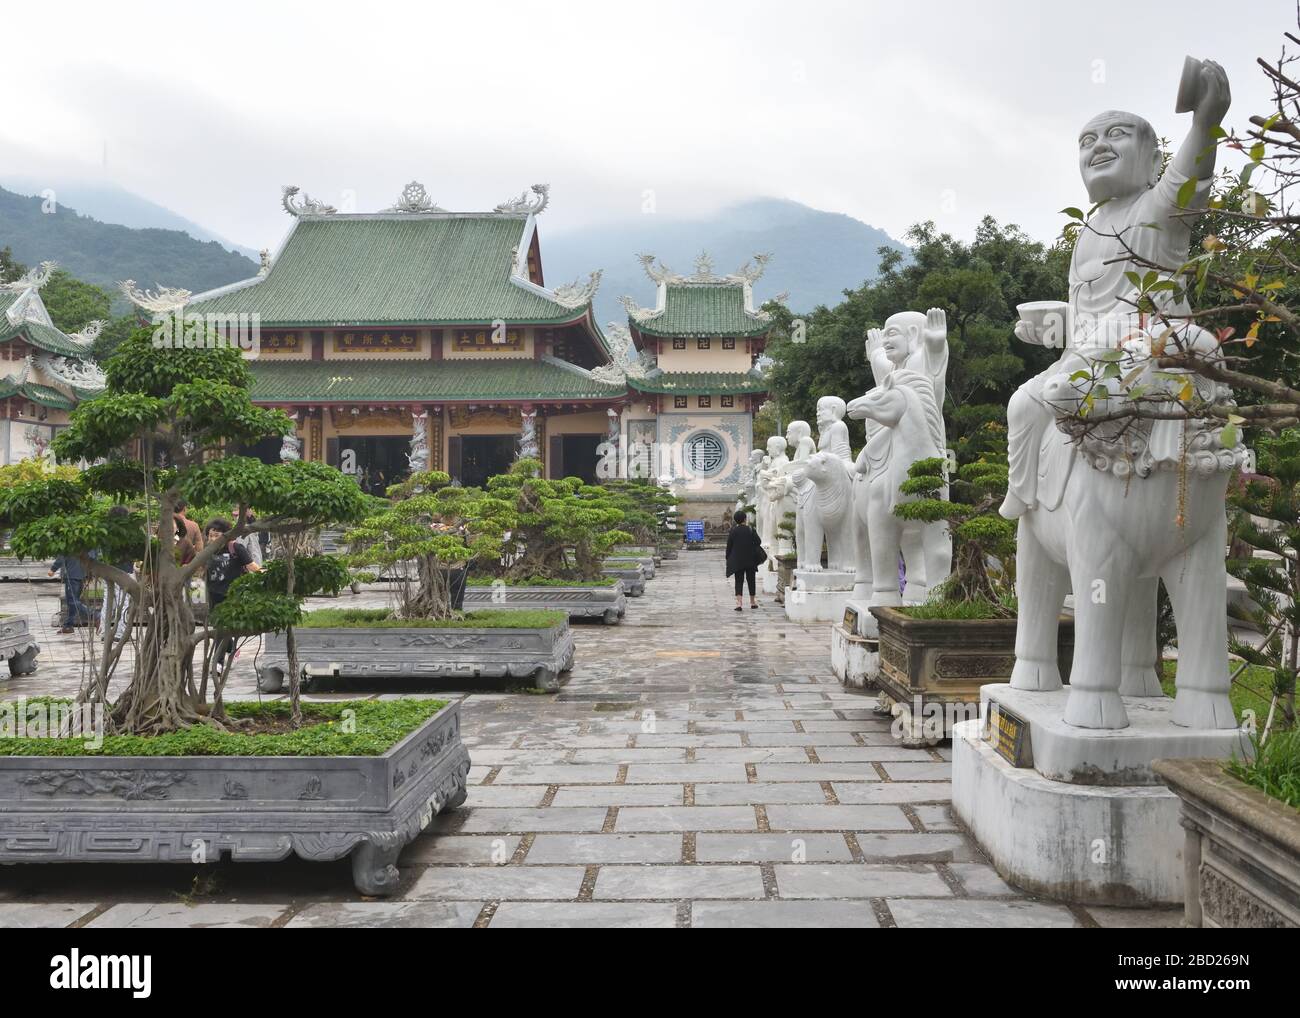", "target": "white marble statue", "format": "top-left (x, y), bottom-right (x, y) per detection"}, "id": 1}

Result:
top-left (1006, 58), bottom-right (1238, 731)
top-left (785, 421), bottom-right (819, 569)
top-left (816, 396), bottom-right (853, 461)
top-left (757, 436), bottom-right (792, 556)
top-left (738, 448), bottom-right (765, 511)
top-left (847, 361), bottom-right (947, 610)
top-left (802, 452), bottom-right (858, 573)
top-left (864, 310), bottom-right (953, 599)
